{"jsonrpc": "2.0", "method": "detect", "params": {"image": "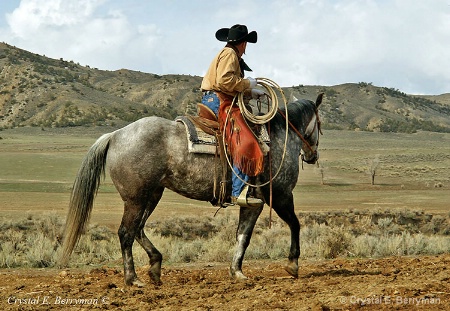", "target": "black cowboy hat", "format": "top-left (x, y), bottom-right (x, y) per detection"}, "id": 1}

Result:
top-left (215, 24), bottom-right (257, 44)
